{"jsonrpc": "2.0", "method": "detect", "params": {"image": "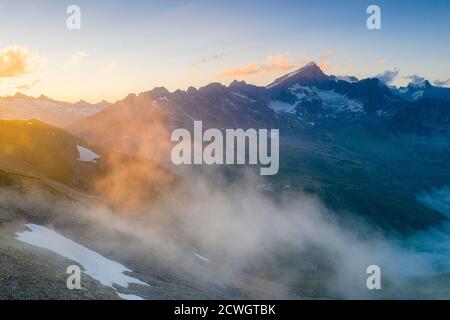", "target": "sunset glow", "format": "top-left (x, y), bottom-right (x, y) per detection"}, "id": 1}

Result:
top-left (0, 0), bottom-right (448, 103)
